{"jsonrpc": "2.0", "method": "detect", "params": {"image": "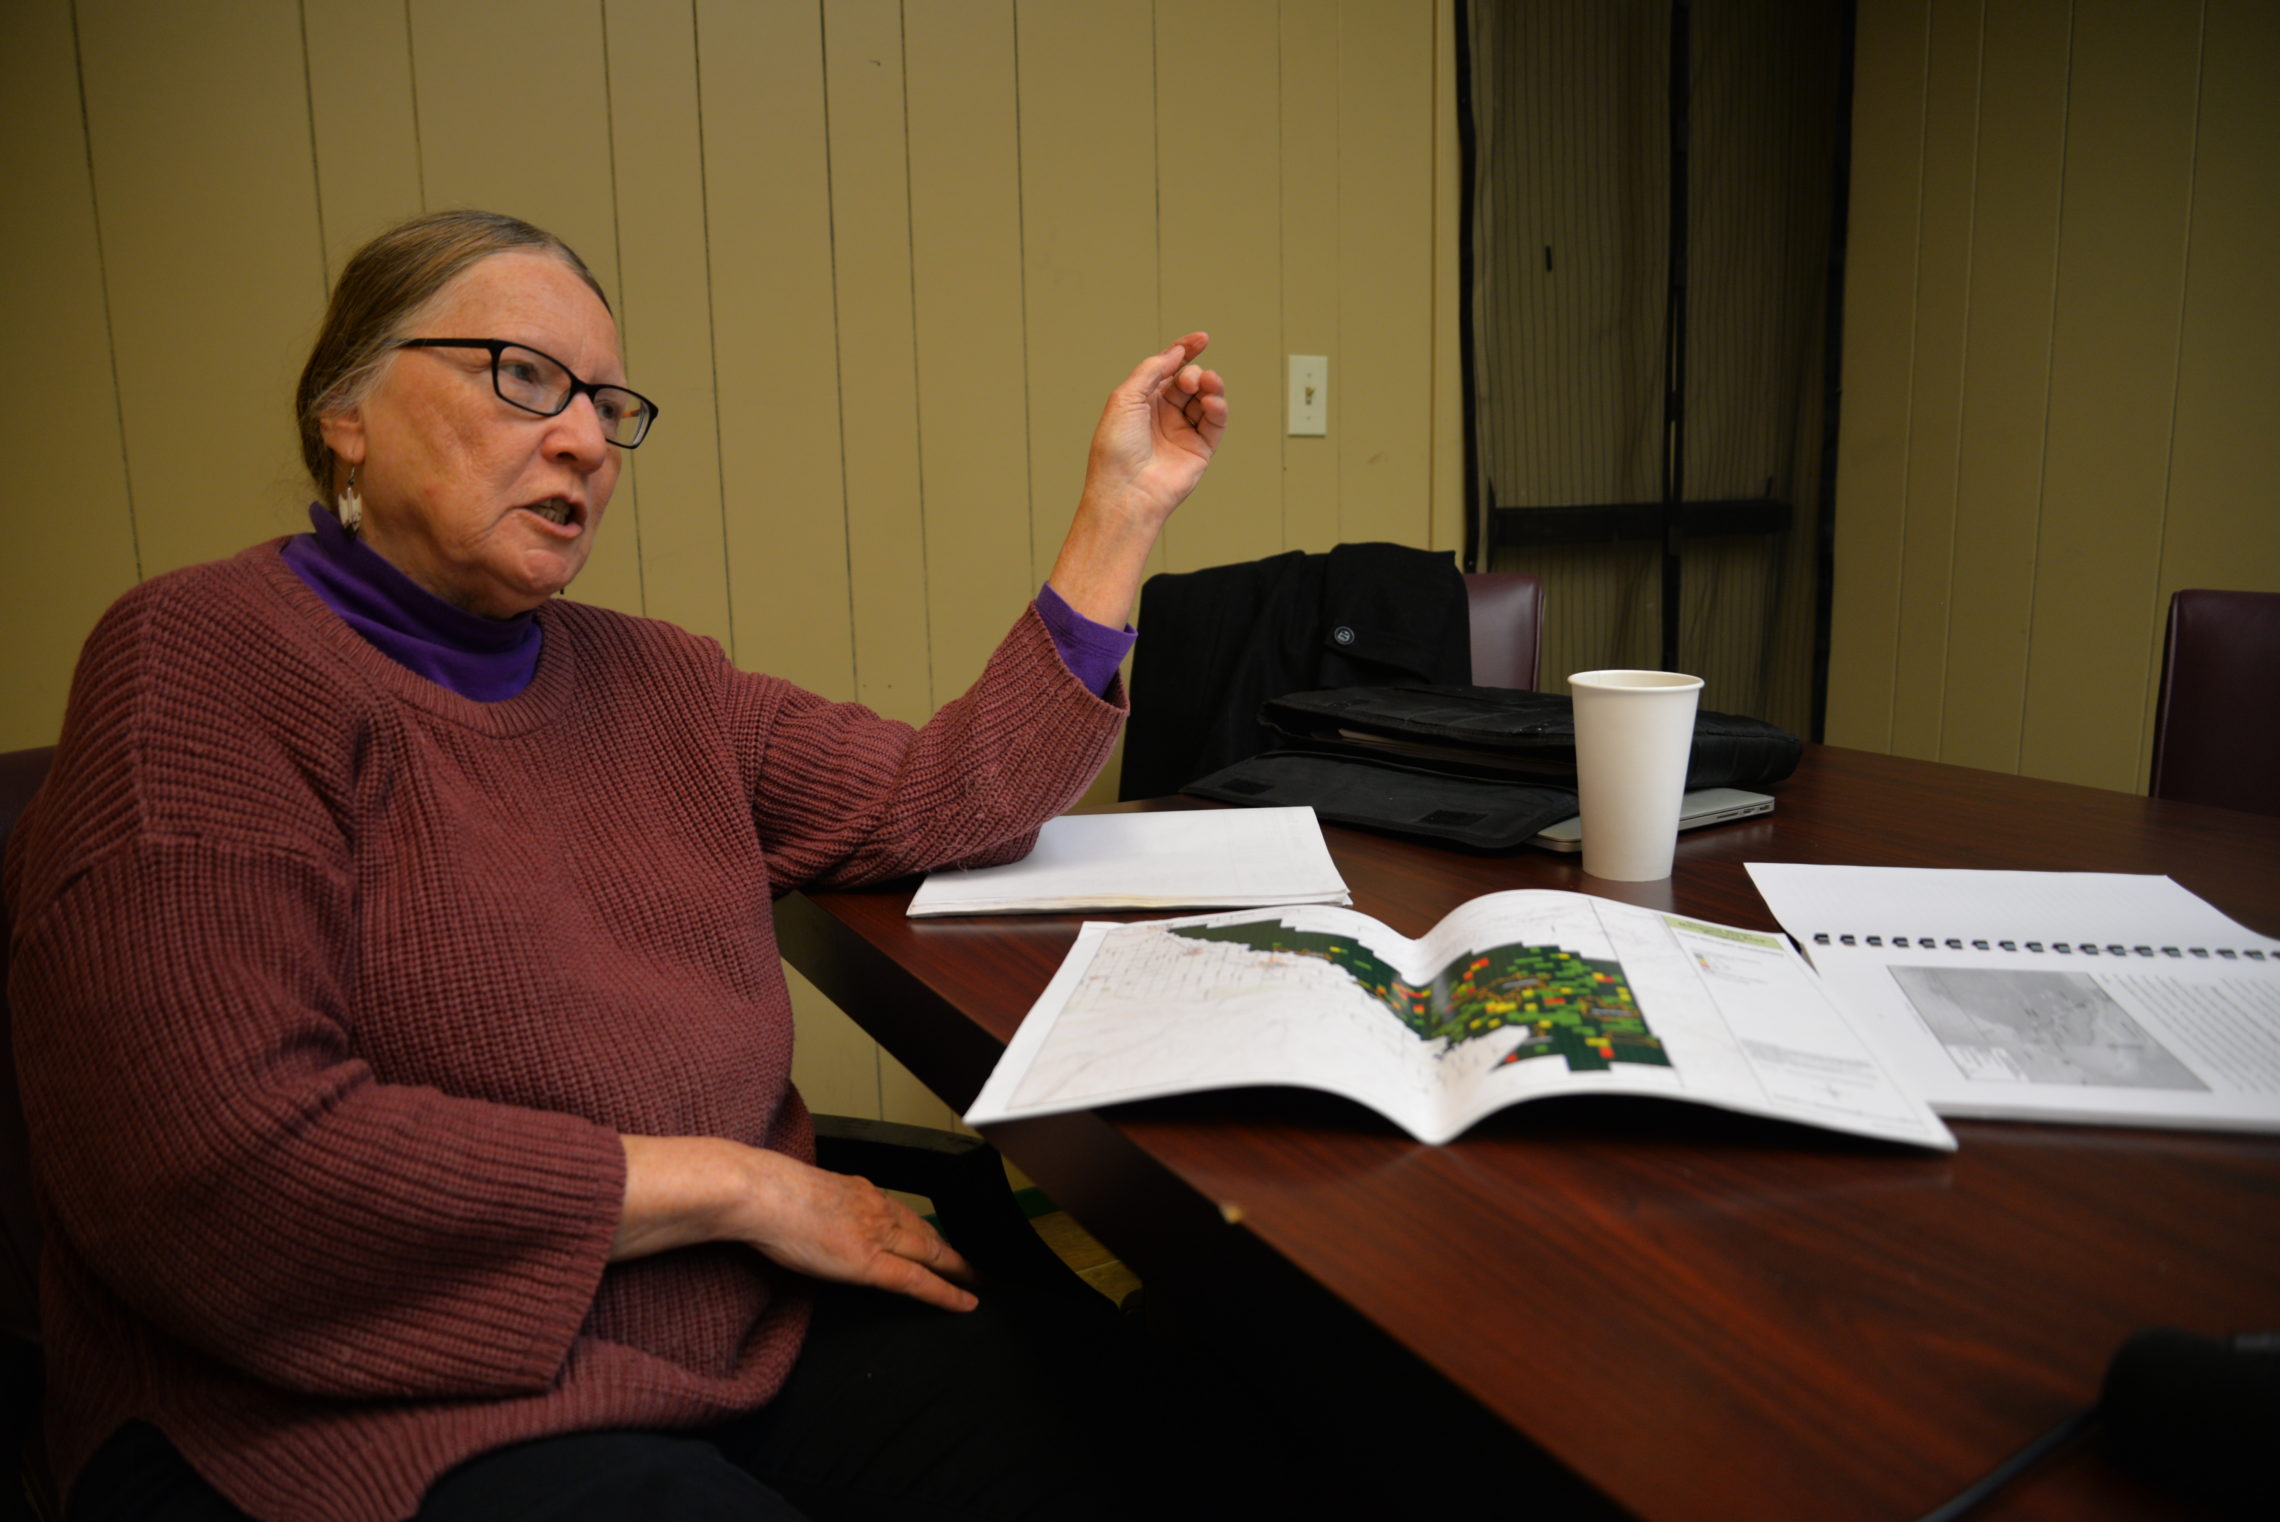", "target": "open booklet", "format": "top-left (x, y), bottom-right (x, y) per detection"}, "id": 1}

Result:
top-left (964, 891), bottom-right (1957, 1150)
top-left (1747, 865), bottom-right (2280, 1133)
